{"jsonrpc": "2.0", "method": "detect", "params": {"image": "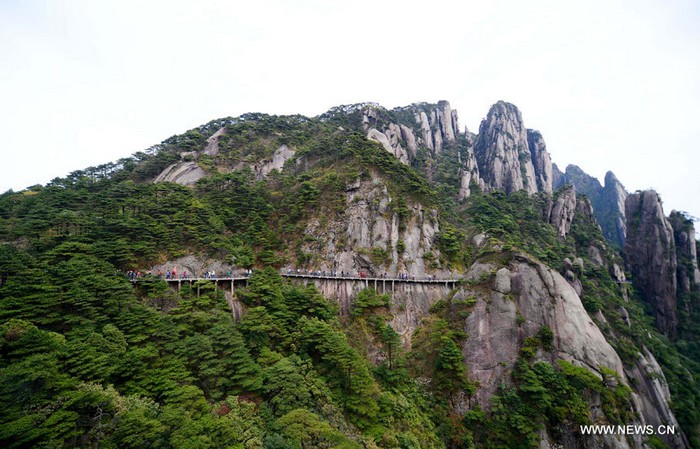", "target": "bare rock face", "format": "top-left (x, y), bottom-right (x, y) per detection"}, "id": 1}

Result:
top-left (555, 166), bottom-right (628, 248)
top-left (458, 148), bottom-right (485, 200)
top-left (624, 191), bottom-right (678, 338)
top-left (625, 346), bottom-right (690, 448)
top-left (527, 130), bottom-right (553, 195)
top-left (367, 126), bottom-right (409, 165)
top-left (460, 254), bottom-right (626, 406)
top-left (474, 101), bottom-right (537, 194)
top-left (603, 171), bottom-right (628, 246)
top-left (301, 173), bottom-right (452, 281)
top-left (202, 126), bottom-right (226, 156)
top-left (256, 144), bottom-right (296, 179)
top-left (549, 185), bottom-right (577, 237)
top-left (418, 111), bottom-right (434, 151)
top-left (575, 195), bottom-right (596, 223)
top-left (153, 161), bottom-right (206, 186)
top-left (436, 100), bottom-right (457, 144)
top-left (551, 163), bottom-right (566, 191)
top-left (362, 102), bottom-right (458, 162)
top-left (399, 124), bottom-right (418, 158)
top-left (669, 211), bottom-right (700, 295)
